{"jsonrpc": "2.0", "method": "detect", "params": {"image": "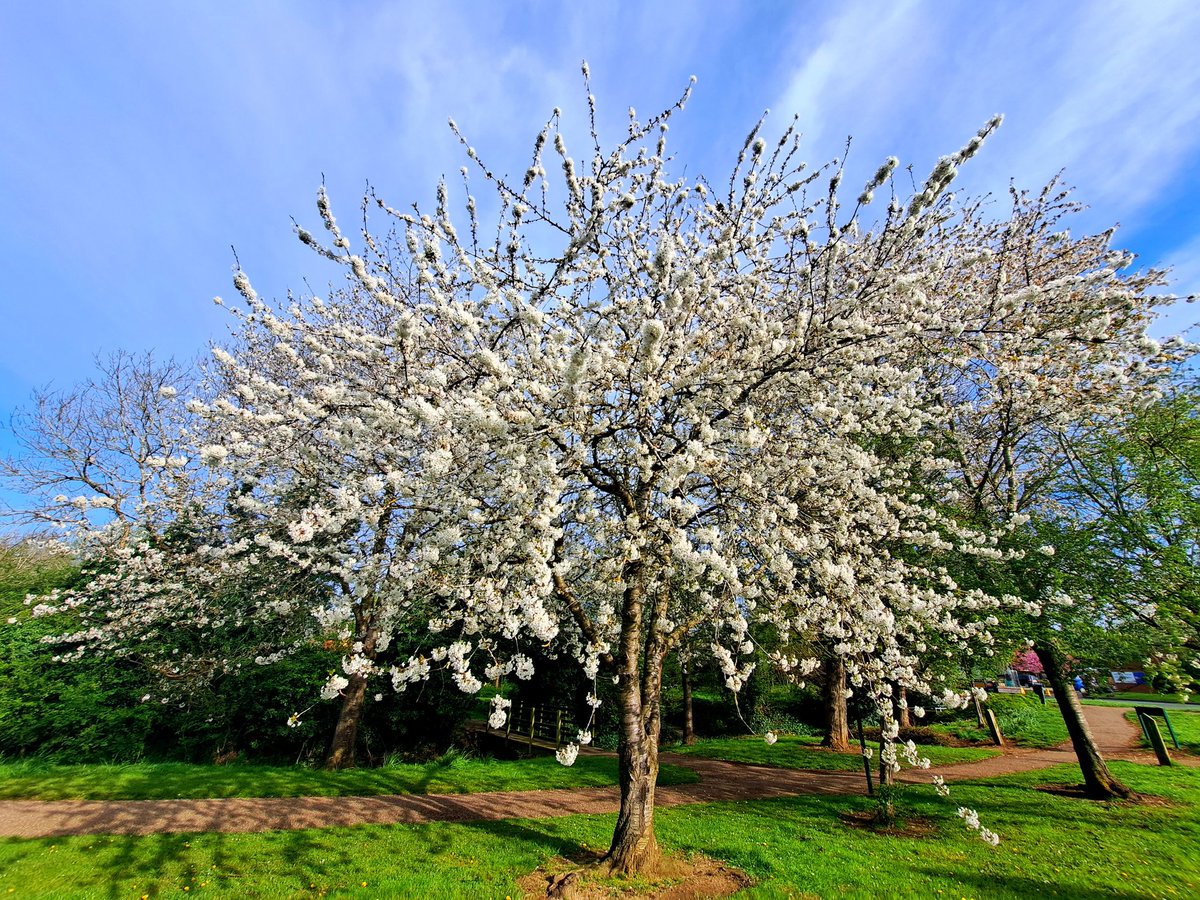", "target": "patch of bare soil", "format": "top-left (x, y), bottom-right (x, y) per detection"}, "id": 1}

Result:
top-left (518, 851), bottom-right (752, 899)
top-left (837, 810), bottom-right (938, 838)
